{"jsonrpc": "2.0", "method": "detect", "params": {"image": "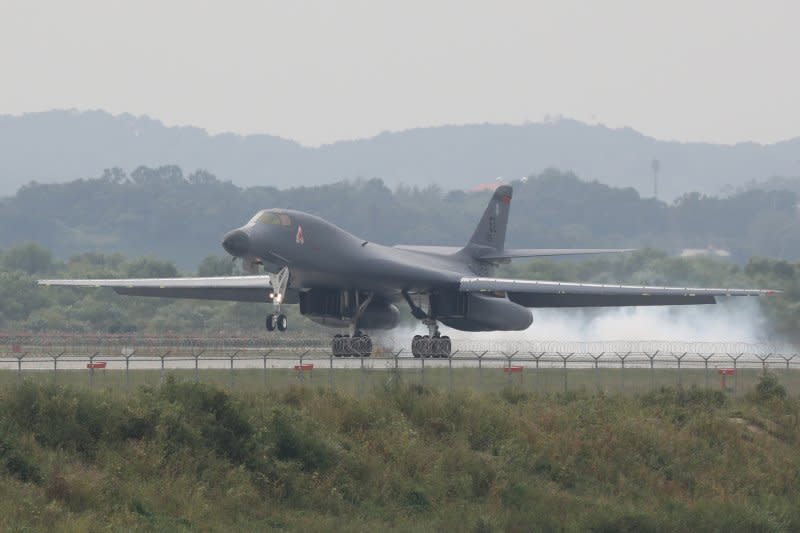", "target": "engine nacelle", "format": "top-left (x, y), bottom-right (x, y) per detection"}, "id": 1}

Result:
top-left (299, 289), bottom-right (400, 330)
top-left (433, 291), bottom-right (533, 332)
